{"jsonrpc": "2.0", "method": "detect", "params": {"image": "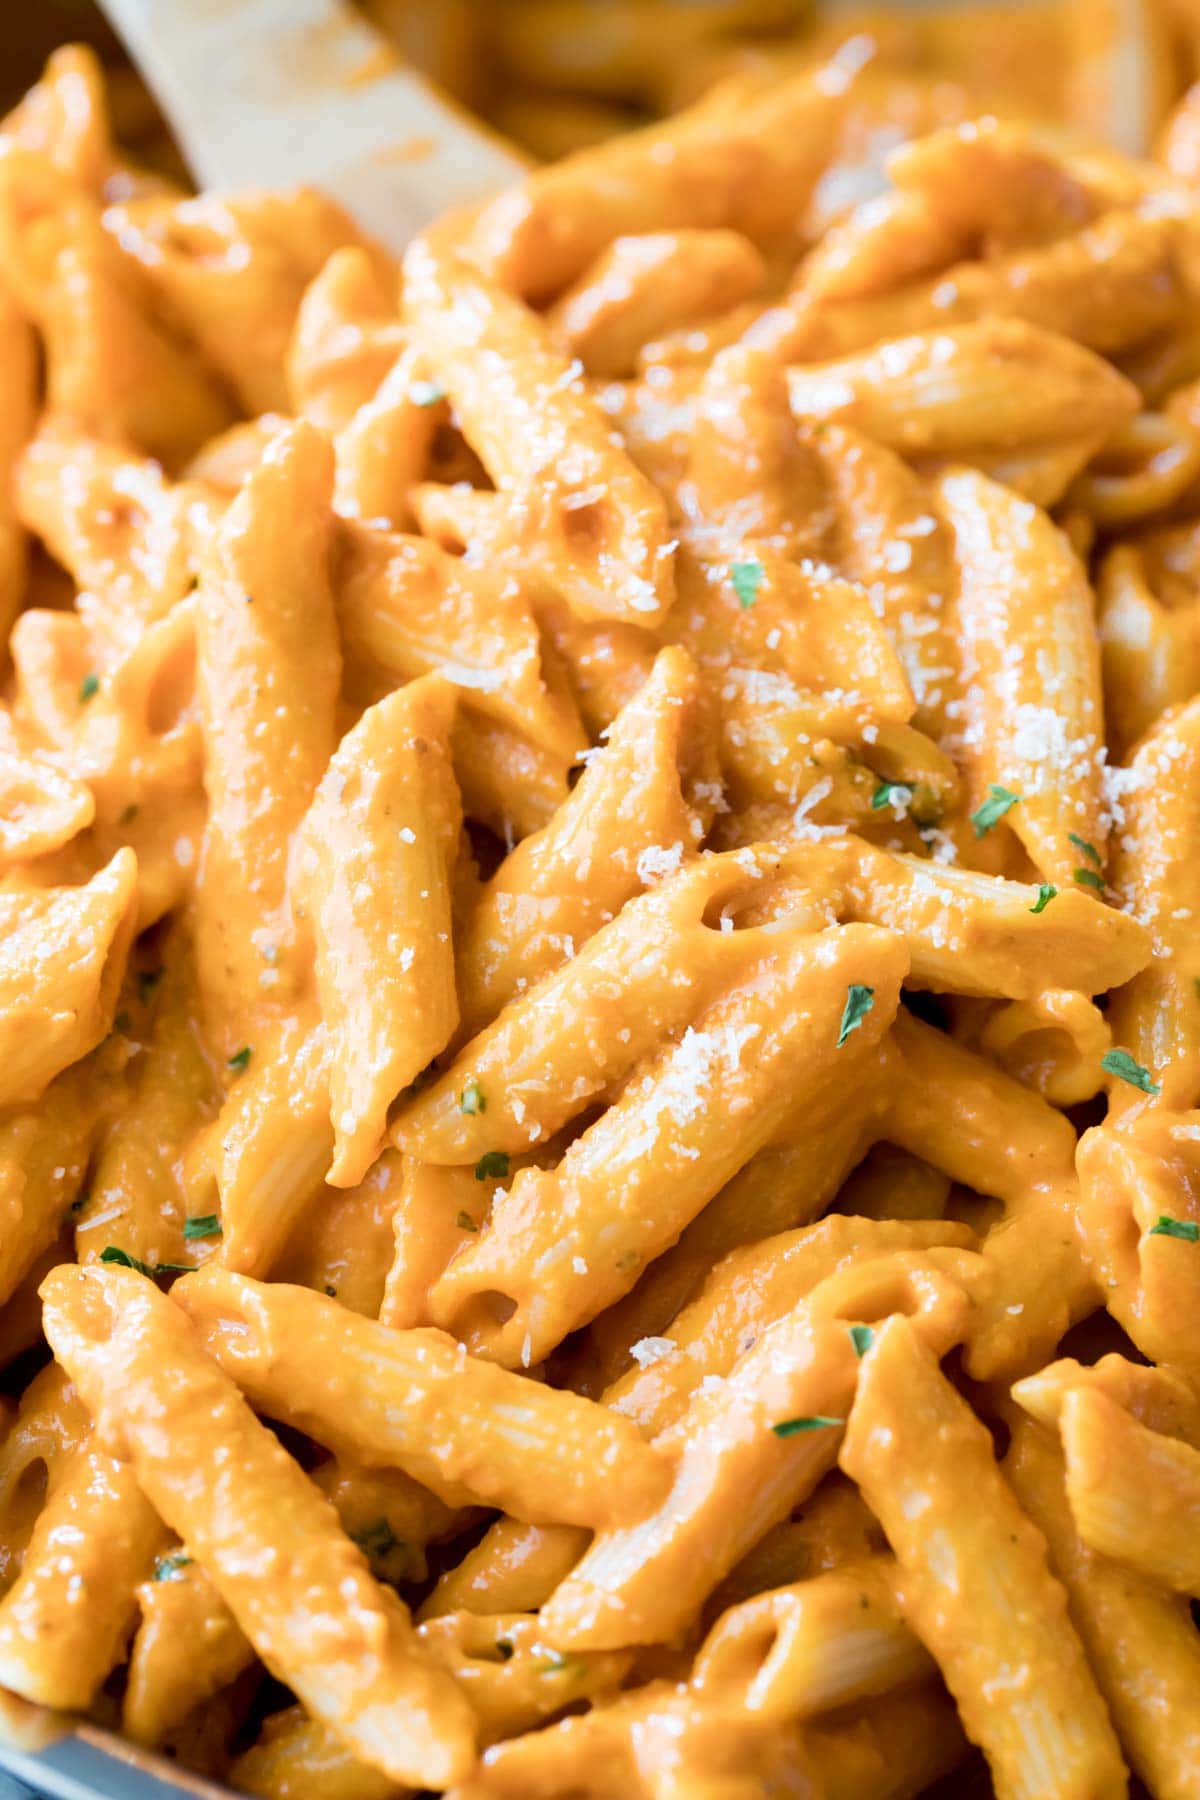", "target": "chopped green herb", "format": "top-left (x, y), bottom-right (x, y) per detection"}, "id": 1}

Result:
top-left (1073, 868), bottom-right (1105, 892)
top-left (100, 1246), bottom-right (191, 1278)
top-left (1068, 832), bottom-right (1102, 866)
top-left (409, 380), bottom-right (446, 408)
top-left (460, 1079), bottom-right (486, 1115)
top-left (78, 672), bottom-right (100, 704)
top-left (474, 1150), bottom-right (509, 1181)
top-left (136, 968), bottom-right (163, 1003)
top-left (1101, 1049), bottom-right (1160, 1095)
top-left (849, 1324), bottom-right (874, 1358)
top-left (456, 1210), bottom-right (478, 1232)
top-left (1029, 883), bottom-right (1057, 914)
top-left (351, 1519), bottom-right (399, 1559)
top-left (495, 1639), bottom-right (514, 1661)
top-left (772, 1415), bottom-right (844, 1438)
top-left (871, 781), bottom-right (913, 812)
top-left (970, 784), bottom-right (1020, 837)
top-left (729, 557), bottom-right (764, 610)
top-left (153, 1552), bottom-right (192, 1582)
top-left (837, 984), bottom-right (875, 1048)
top-left (1149, 1215), bottom-right (1199, 1242)
top-left (70, 1193), bottom-right (89, 1214)
top-left (615, 1249), bottom-right (640, 1272)
top-left (183, 1214), bottom-right (221, 1241)
top-left (227, 1046), bottom-right (252, 1073)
